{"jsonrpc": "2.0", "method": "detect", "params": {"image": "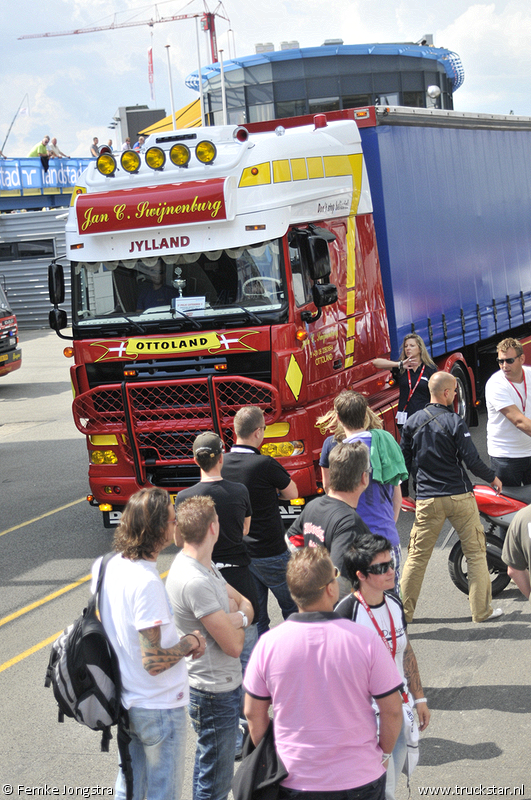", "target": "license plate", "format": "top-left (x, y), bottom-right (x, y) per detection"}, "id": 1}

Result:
top-left (0, 354), bottom-right (8, 363)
